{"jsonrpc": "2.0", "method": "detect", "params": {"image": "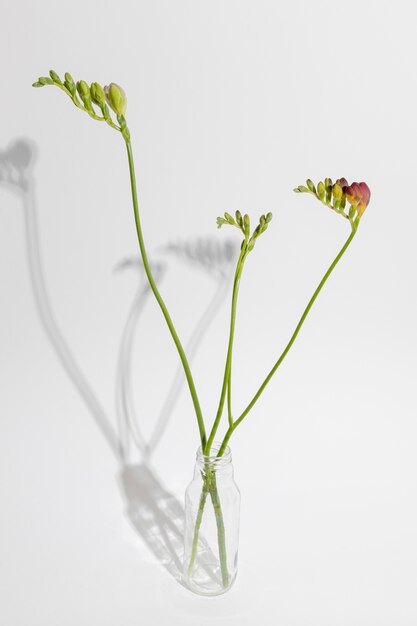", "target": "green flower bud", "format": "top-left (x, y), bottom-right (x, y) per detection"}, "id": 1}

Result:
top-left (104, 83), bottom-right (127, 116)
top-left (76, 80), bottom-right (90, 98)
top-left (243, 214), bottom-right (250, 238)
top-left (306, 179), bottom-right (316, 193)
top-left (63, 72), bottom-right (75, 95)
top-left (224, 212), bottom-right (234, 224)
top-left (90, 82), bottom-right (106, 105)
top-left (38, 76), bottom-right (53, 85)
top-left (64, 81), bottom-right (76, 96)
top-left (325, 178), bottom-right (333, 203)
top-left (332, 183), bottom-right (343, 200)
top-left (76, 80), bottom-right (94, 112)
top-left (64, 72), bottom-right (75, 85)
top-left (49, 70), bottom-right (61, 84)
top-left (32, 81), bottom-right (44, 88)
top-left (266, 212), bottom-right (273, 222)
top-left (235, 210), bottom-right (243, 226)
top-left (317, 181), bottom-right (325, 201)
